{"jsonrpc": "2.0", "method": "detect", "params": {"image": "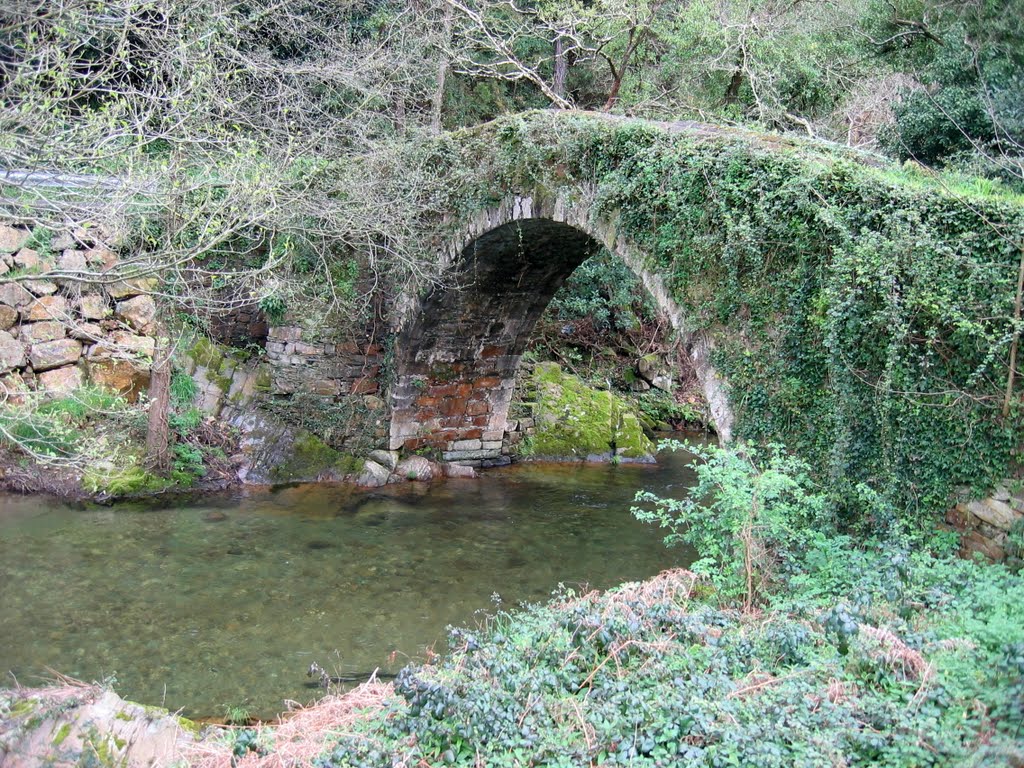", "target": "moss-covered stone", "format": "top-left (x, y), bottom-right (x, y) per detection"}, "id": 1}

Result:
top-left (267, 430), bottom-right (362, 482)
top-left (528, 362), bottom-right (654, 461)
